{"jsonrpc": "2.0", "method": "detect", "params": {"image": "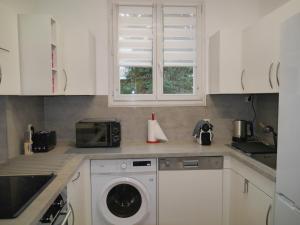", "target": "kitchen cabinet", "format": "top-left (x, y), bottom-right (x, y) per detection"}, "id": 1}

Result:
top-left (18, 14), bottom-right (64, 95)
top-left (159, 157), bottom-right (223, 225)
top-left (224, 169), bottom-right (273, 225)
top-left (242, 0), bottom-right (300, 93)
top-left (62, 29), bottom-right (96, 95)
top-left (209, 30), bottom-right (243, 94)
top-left (223, 156), bottom-right (275, 225)
top-left (0, 4), bottom-right (21, 95)
top-left (67, 160), bottom-right (91, 225)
